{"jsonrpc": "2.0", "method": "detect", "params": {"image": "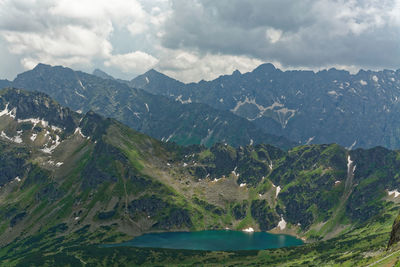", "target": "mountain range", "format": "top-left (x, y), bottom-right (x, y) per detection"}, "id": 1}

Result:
top-left (1, 88), bottom-right (400, 265)
top-left (0, 64), bottom-right (292, 150)
top-left (131, 64), bottom-right (400, 150)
